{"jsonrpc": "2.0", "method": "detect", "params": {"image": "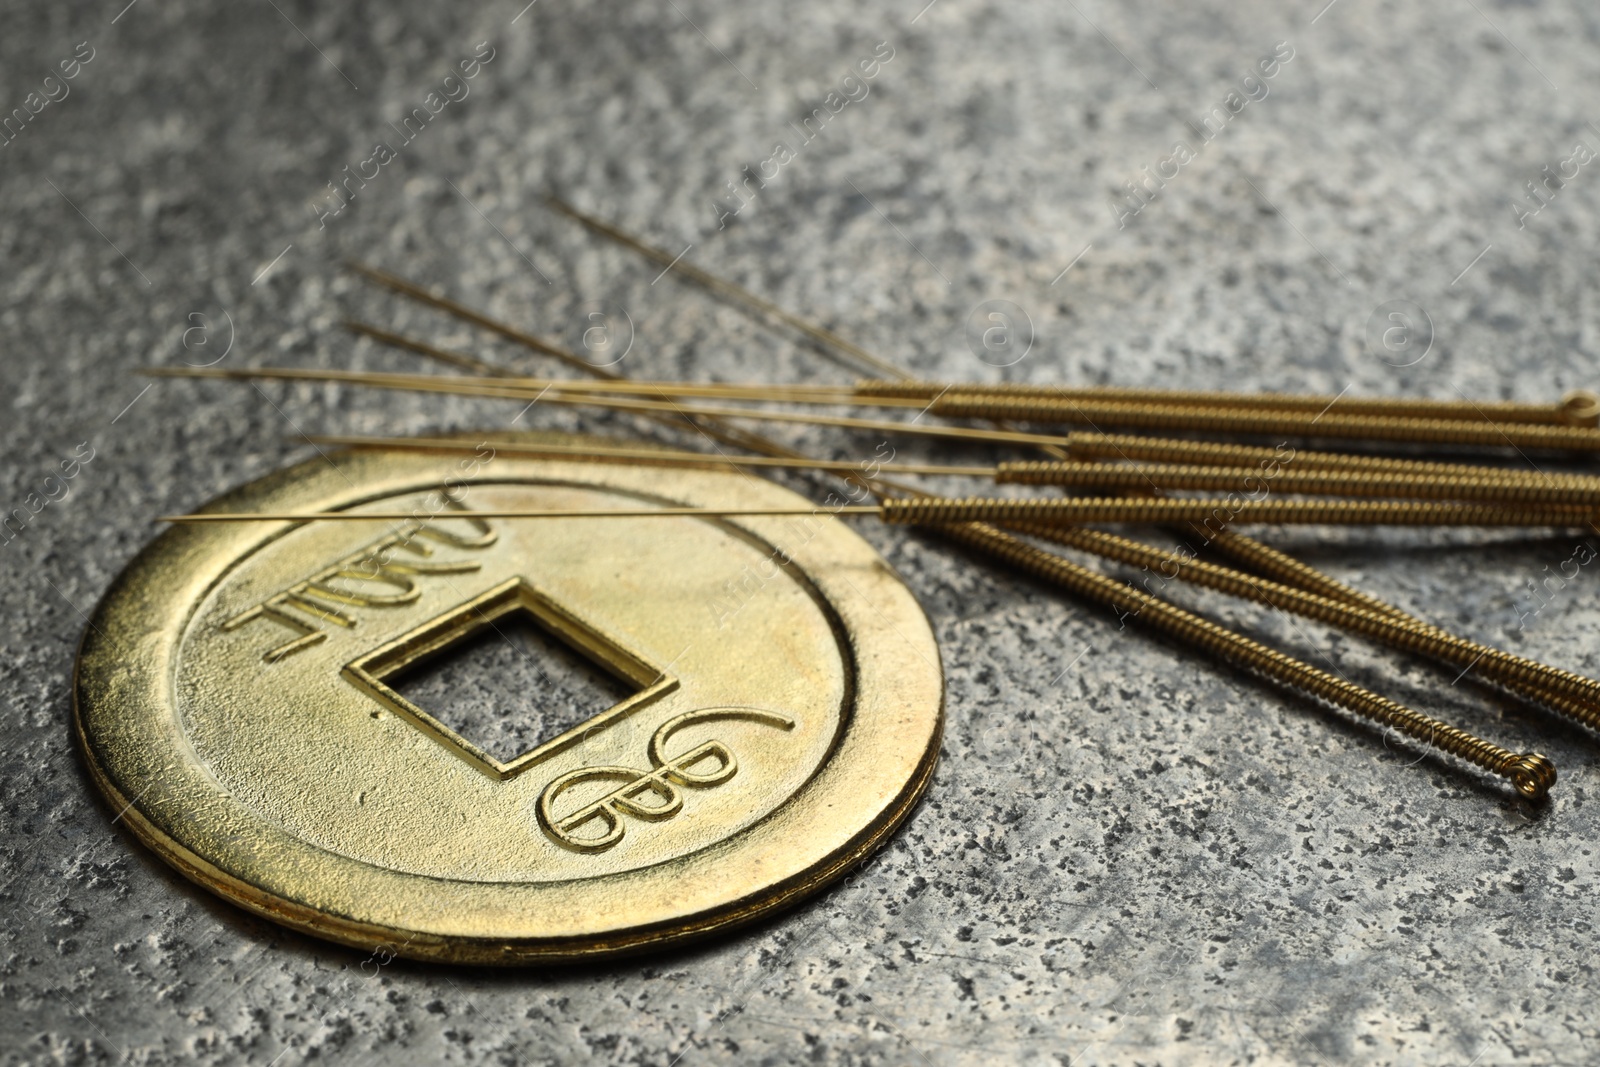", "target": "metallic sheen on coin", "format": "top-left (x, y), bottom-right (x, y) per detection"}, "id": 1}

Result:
top-left (74, 434), bottom-right (944, 963)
